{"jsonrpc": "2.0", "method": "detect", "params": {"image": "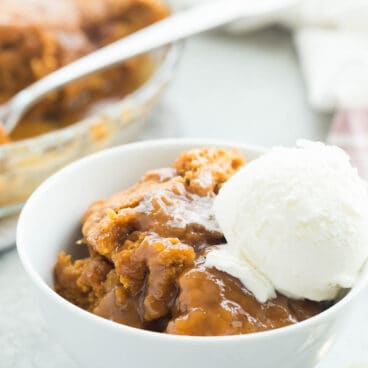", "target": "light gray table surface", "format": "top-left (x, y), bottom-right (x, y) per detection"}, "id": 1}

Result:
top-left (1, 29), bottom-right (367, 368)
